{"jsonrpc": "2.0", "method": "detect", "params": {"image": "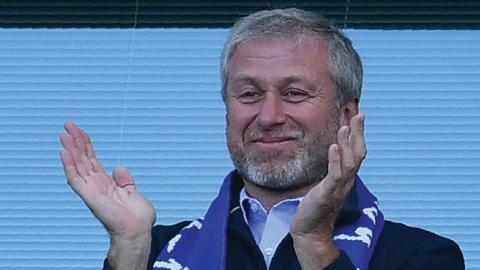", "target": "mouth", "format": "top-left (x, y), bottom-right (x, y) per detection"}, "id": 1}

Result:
top-left (250, 137), bottom-right (297, 146)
